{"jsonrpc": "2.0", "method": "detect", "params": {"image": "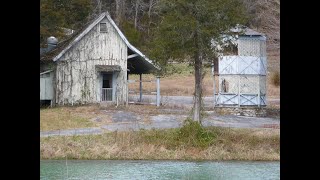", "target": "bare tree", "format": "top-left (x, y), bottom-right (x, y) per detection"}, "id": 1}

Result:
top-left (241, 0), bottom-right (280, 51)
top-left (134, 0), bottom-right (140, 29)
top-left (115, 0), bottom-right (126, 25)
